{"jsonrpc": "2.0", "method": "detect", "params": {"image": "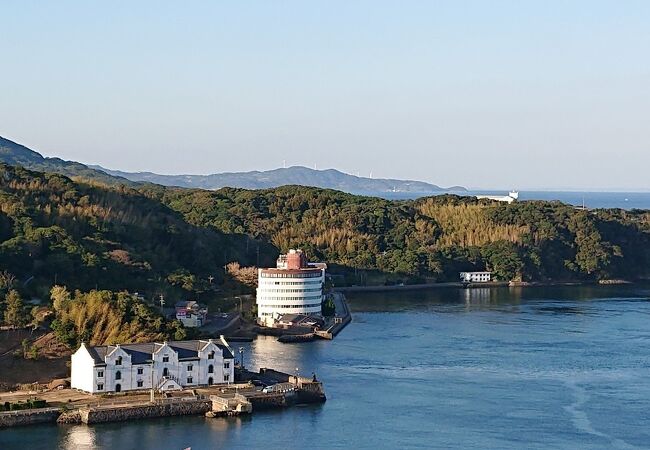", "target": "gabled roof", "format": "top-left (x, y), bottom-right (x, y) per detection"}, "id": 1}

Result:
top-left (82, 339), bottom-right (234, 365)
